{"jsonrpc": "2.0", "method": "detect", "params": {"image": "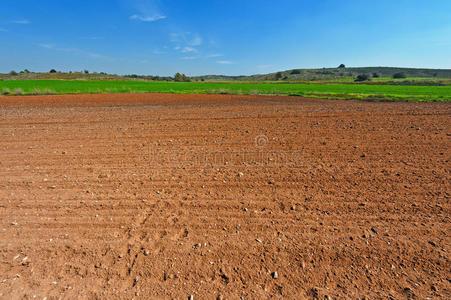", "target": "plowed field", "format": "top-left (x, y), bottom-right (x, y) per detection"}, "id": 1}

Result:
top-left (0, 93), bottom-right (449, 299)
